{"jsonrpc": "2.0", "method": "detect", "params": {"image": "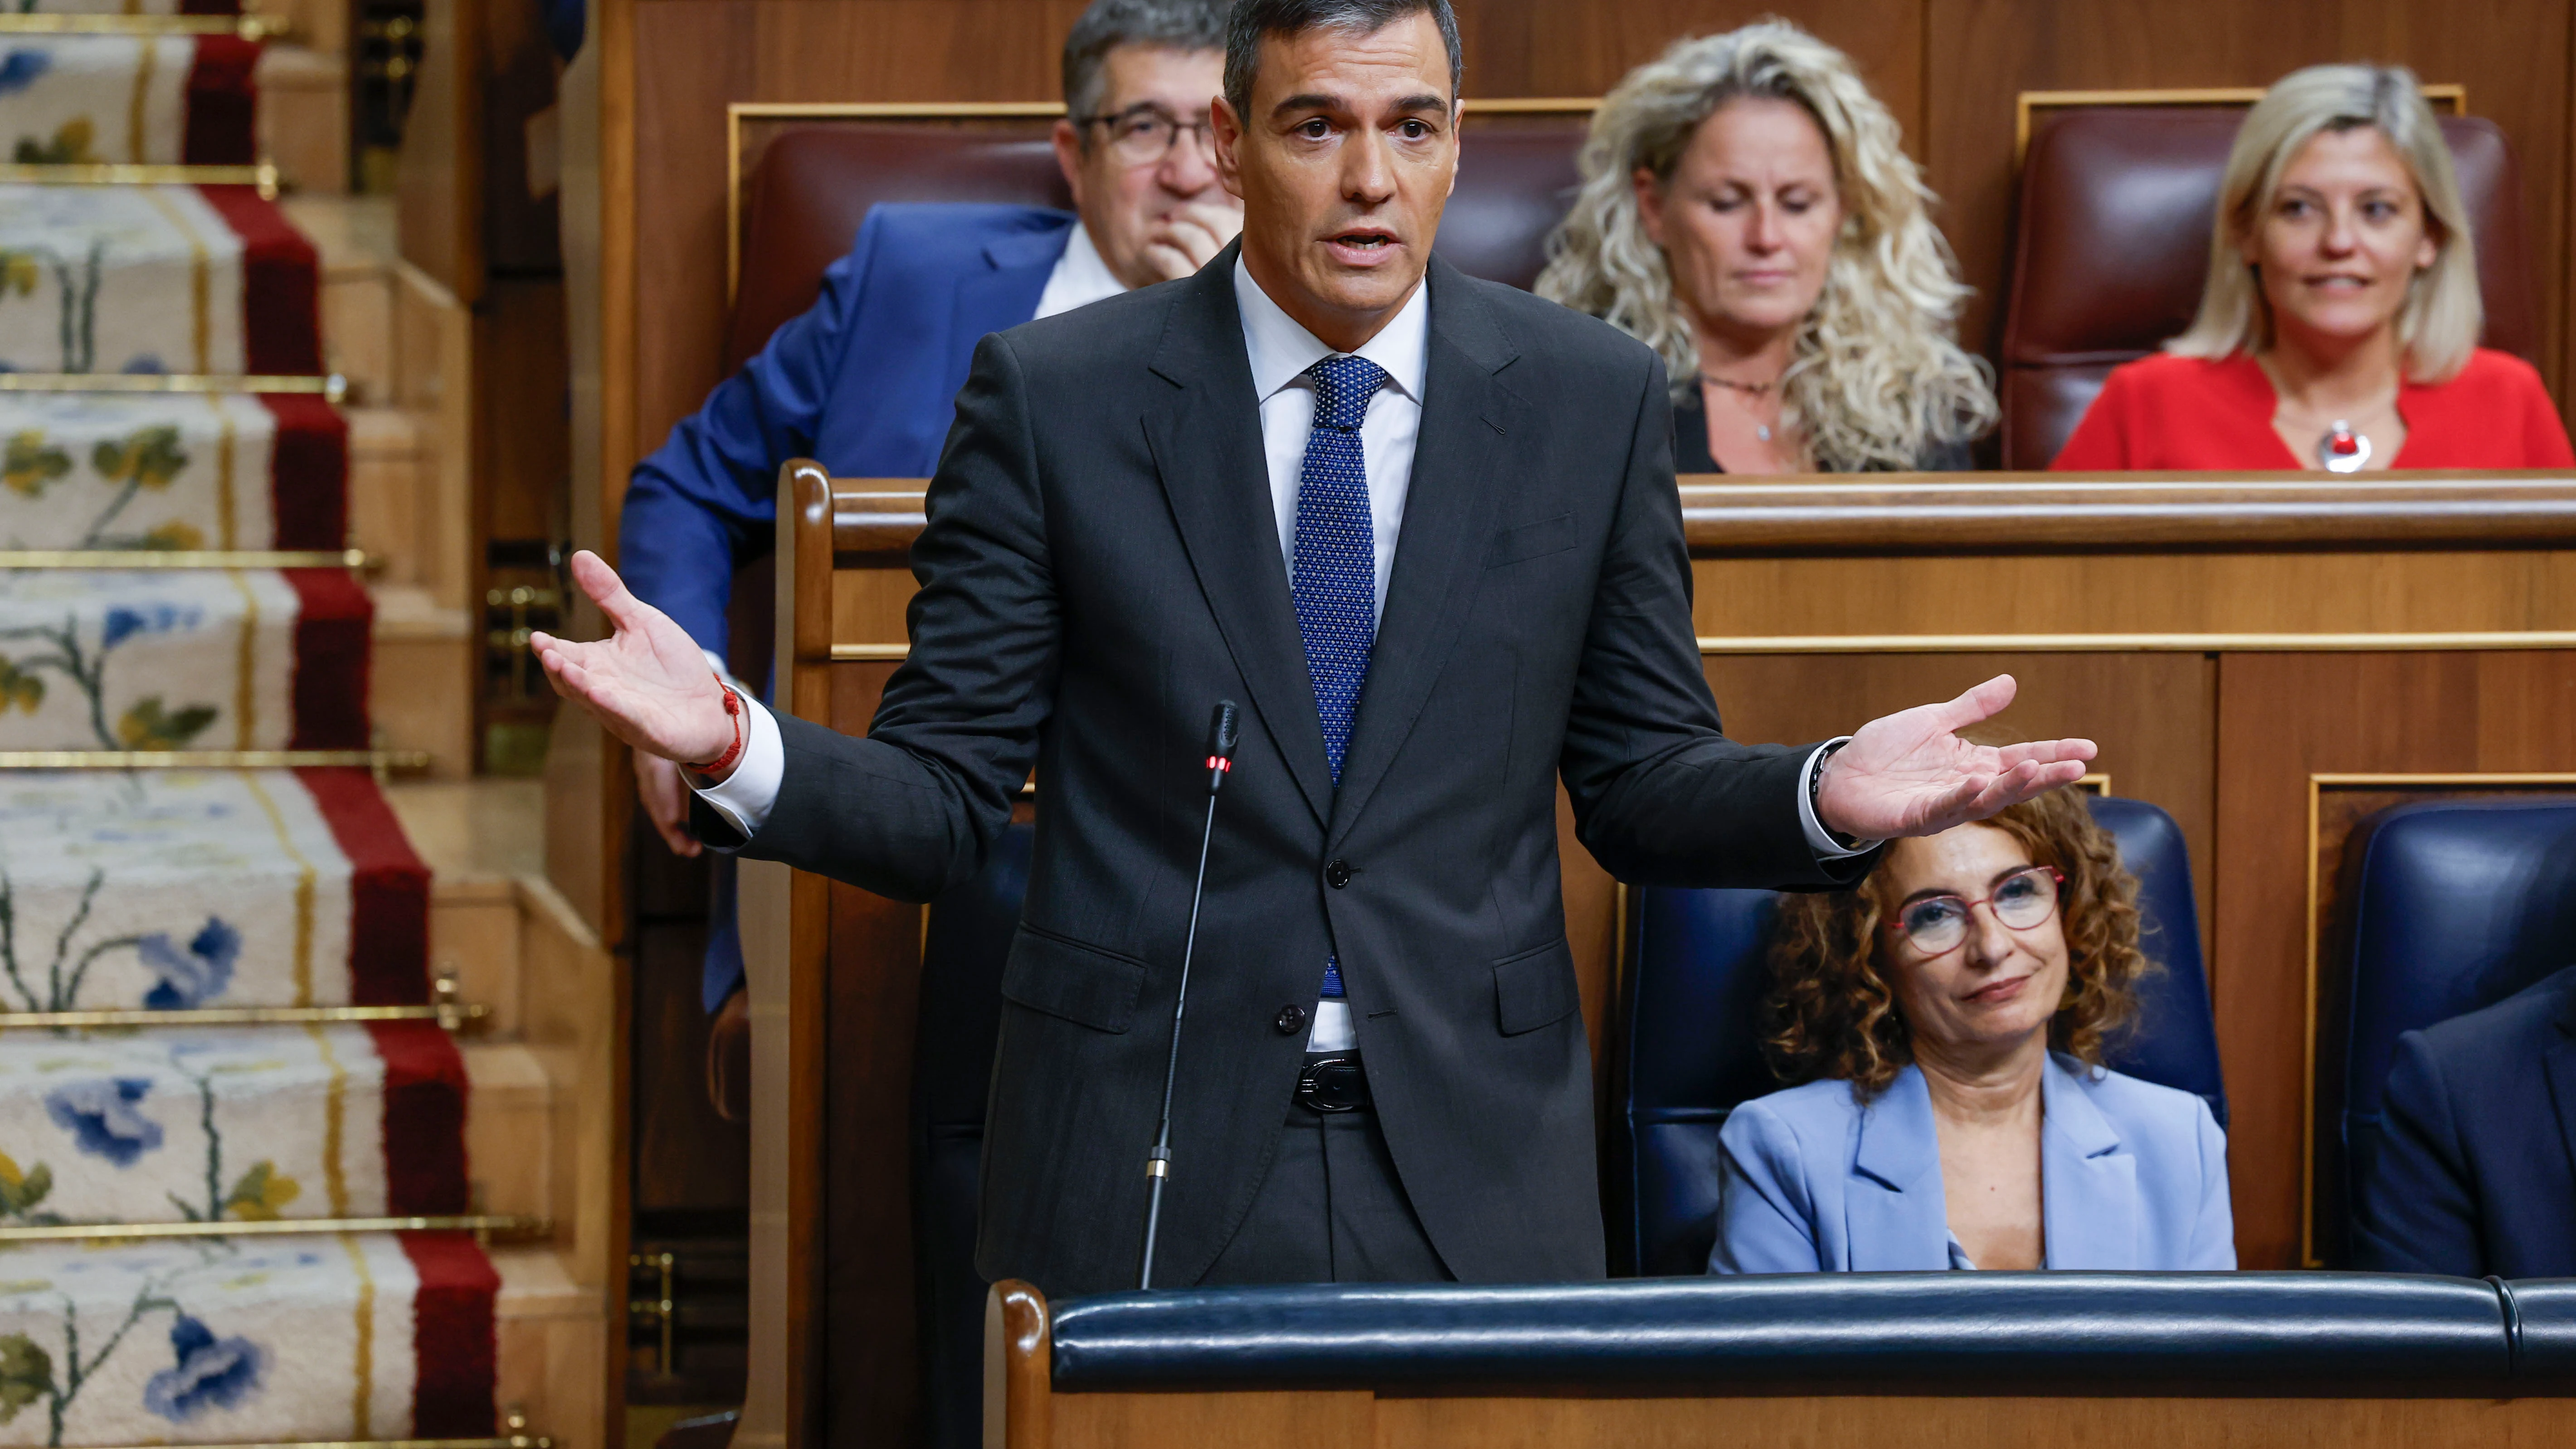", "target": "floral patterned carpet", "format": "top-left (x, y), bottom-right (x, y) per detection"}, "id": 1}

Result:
top-left (0, 393), bottom-right (347, 553)
top-left (0, 570), bottom-right (369, 752)
top-left (0, 1232), bottom-right (496, 1445)
top-left (0, 32), bottom-right (506, 1440)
